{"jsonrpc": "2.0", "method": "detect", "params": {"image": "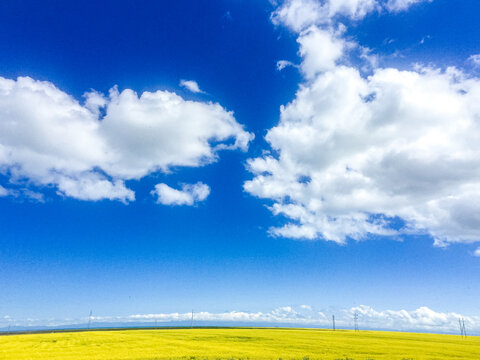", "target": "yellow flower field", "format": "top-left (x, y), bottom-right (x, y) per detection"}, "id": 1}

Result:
top-left (1, 327), bottom-right (479, 360)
